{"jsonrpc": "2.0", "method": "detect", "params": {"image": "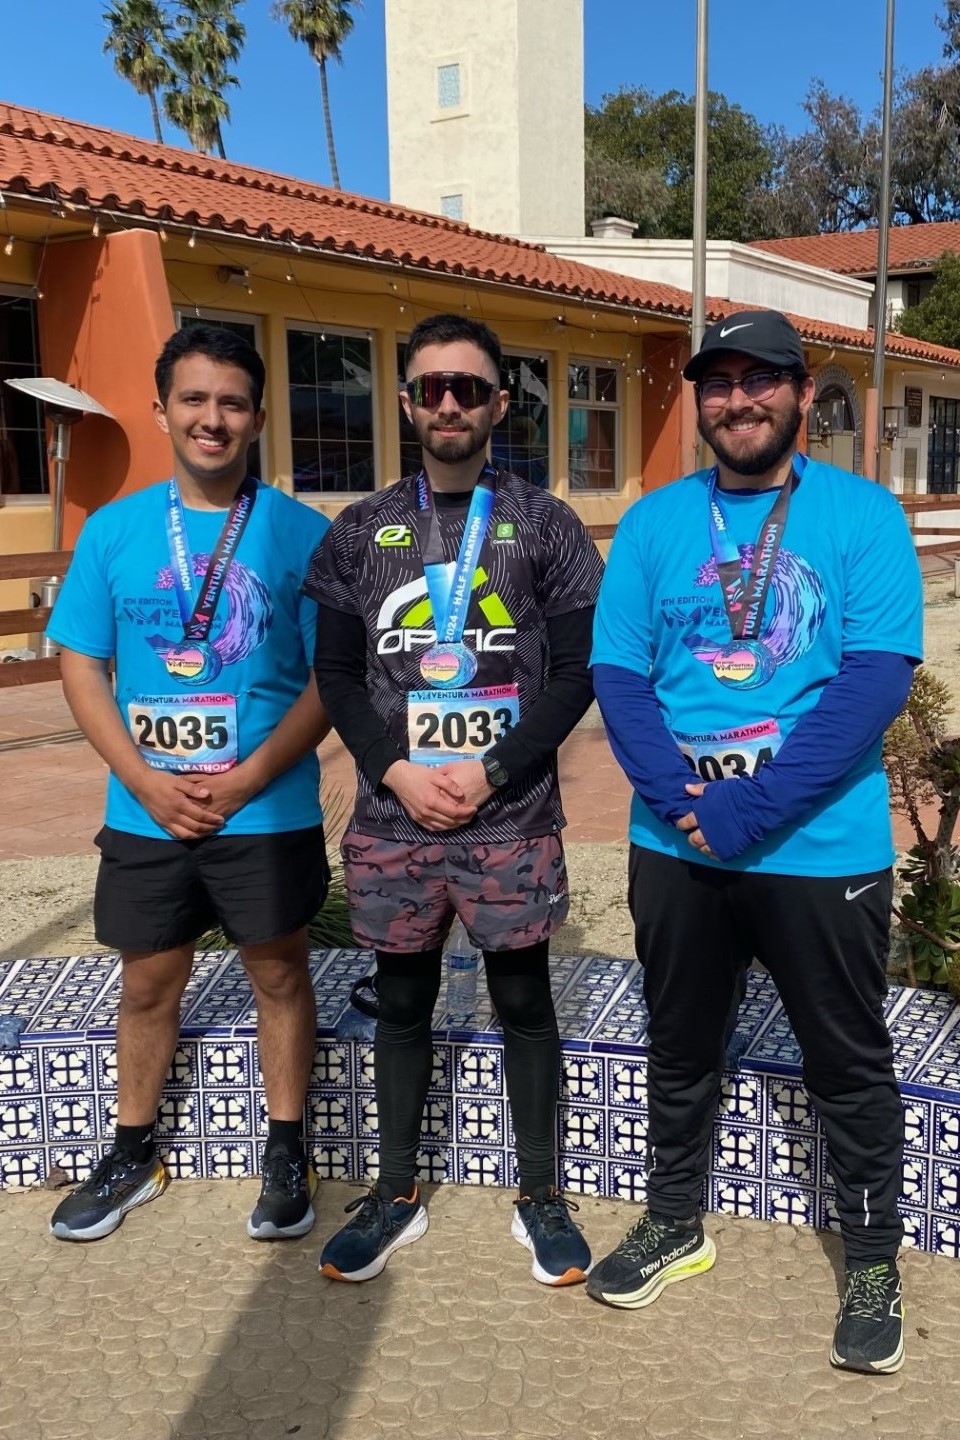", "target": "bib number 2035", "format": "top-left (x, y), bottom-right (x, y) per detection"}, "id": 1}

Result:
top-left (127, 695), bottom-right (238, 773)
